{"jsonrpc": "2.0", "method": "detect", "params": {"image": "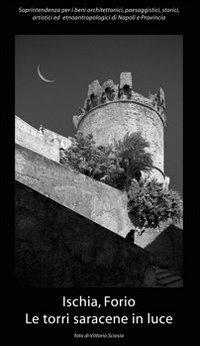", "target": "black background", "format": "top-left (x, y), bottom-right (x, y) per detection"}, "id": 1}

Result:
top-left (1, 0), bottom-right (199, 345)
